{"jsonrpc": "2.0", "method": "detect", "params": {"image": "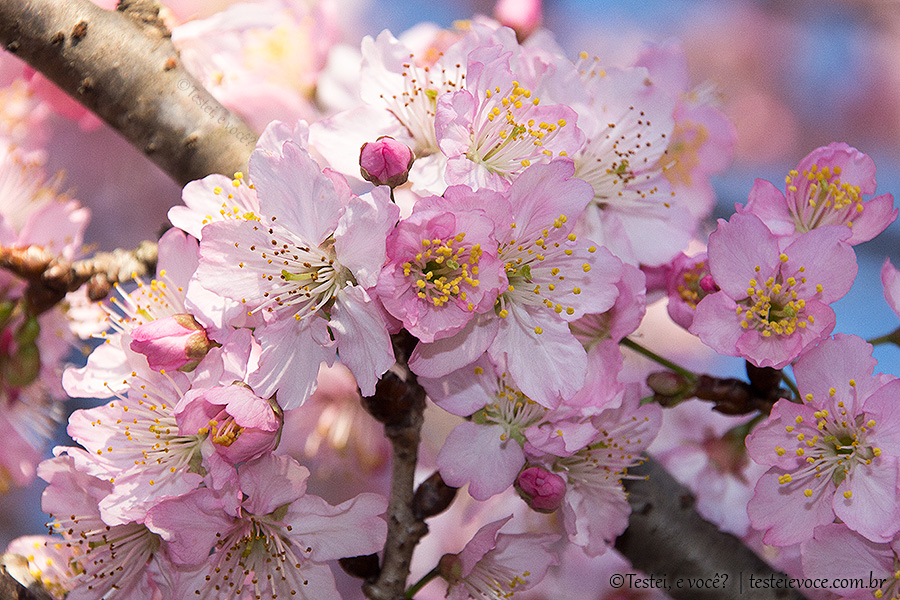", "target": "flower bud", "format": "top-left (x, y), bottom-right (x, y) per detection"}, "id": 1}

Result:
top-left (494, 0), bottom-right (542, 41)
top-left (359, 136), bottom-right (414, 188)
top-left (4, 343), bottom-right (40, 388)
top-left (515, 466), bottom-right (566, 513)
top-left (129, 314), bottom-right (213, 372)
top-left (699, 274), bottom-right (718, 293)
